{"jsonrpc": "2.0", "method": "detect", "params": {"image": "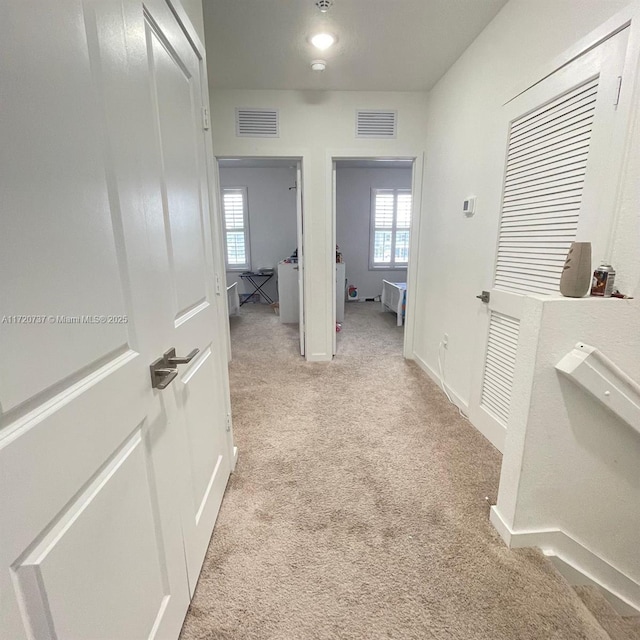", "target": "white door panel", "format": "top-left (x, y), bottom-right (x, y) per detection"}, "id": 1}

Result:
top-left (146, 19), bottom-right (208, 317)
top-left (144, 0), bottom-right (231, 595)
top-left (1, 0), bottom-right (231, 637)
top-left (468, 29), bottom-right (629, 452)
top-left (14, 430), bottom-right (166, 640)
top-left (0, 2), bottom-right (129, 412)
